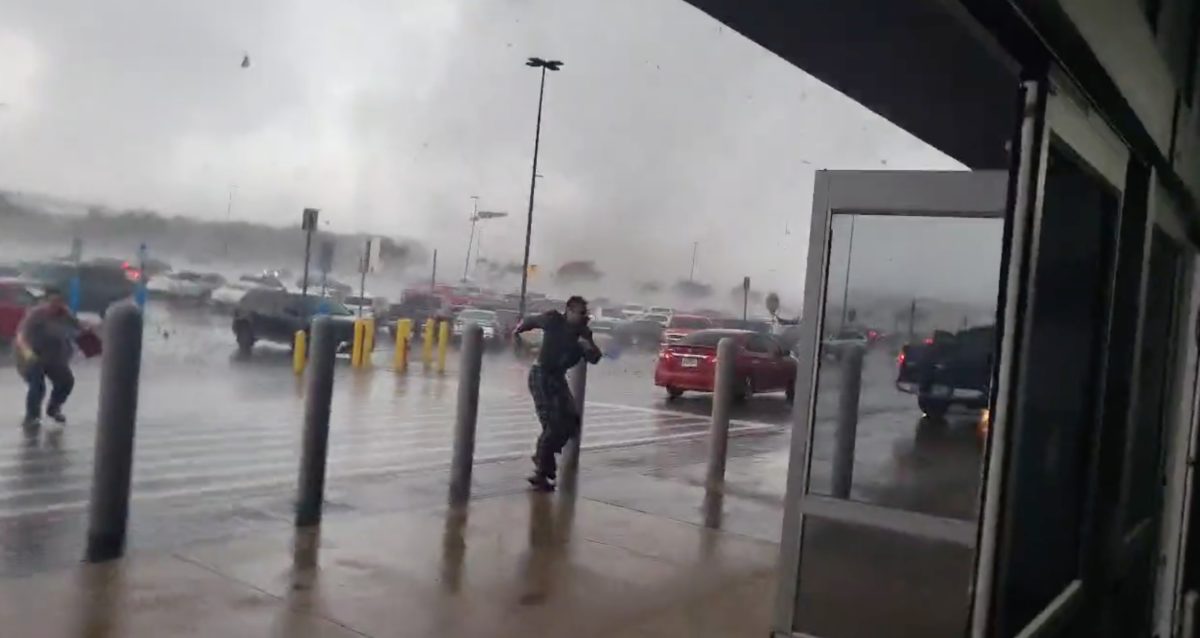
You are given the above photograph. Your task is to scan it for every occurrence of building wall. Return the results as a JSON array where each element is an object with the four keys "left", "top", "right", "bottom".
[{"left": 1041, "top": 0, "right": 1200, "bottom": 202}]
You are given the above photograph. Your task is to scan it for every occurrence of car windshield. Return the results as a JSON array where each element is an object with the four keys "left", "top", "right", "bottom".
[
  {"left": 458, "top": 310, "right": 496, "bottom": 322},
  {"left": 680, "top": 331, "right": 742, "bottom": 347},
  {"left": 642, "top": 314, "right": 669, "bottom": 323},
  {"left": 669, "top": 316, "right": 710, "bottom": 329}
]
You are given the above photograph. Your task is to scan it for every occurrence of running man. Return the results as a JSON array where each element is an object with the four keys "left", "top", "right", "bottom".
[
  {"left": 513, "top": 296, "right": 602, "bottom": 491},
  {"left": 14, "top": 288, "right": 83, "bottom": 429}
]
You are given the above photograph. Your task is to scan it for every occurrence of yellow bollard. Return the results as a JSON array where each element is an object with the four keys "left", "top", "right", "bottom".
[
  {"left": 292, "top": 330, "right": 307, "bottom": 375},
  {"left": 362, "top": 317, "right": 376, "bottom": 366},
  {"left": 351, "top": 319, "right": 366, "bottom": 367},
  {"left": 422, "top": 319, "right": 435, "bottom": 366},
  {"left": 394, "top": 319, "right": 412, "bottom": 372},
  {"left": 436, "top": 320, "right": 450, "bottom": 374}
]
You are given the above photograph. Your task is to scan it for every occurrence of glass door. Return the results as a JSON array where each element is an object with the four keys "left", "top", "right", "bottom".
[
  {"left": 773, "top": 168, "right": 1009, "bottom": 637},
  {"left": 972, "top": 77, "right": 1132, "bottom": 638}
]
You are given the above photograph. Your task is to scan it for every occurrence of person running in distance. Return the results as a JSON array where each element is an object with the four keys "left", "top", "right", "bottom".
[{"left": 513, "top": 296, "right": 602, "bottom": 491}]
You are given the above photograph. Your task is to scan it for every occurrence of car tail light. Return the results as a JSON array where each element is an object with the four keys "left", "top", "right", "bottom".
[
  {"left": 923, "top": 337, "right": 934, "bottom": 345},
  {"left": 896, "top": 350, "right": 906, "bottom": 367}
]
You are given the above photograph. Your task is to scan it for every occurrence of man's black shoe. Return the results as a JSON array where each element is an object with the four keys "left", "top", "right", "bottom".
[{"left": 527, "top": 474, "right": 555, "bottom": 492}]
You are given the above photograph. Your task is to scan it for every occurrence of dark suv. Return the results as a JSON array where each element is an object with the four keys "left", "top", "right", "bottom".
[
  {"left": 25, "top": 261, "right": 135, "bottom": 316},
  {"left": 232, "top": 289, "right": 358, "bottom": 354},
  {"left": 383, "top": 293, "right": 446, "bottom": 339}
]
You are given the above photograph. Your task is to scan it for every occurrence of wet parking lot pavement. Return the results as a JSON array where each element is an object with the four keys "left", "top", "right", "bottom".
[{"left": 0, "top": 301, "right": 984, "bottom": 576}]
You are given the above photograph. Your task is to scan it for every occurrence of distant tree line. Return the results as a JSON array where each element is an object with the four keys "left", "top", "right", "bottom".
[{"left": 0, "top": 192, "right": 427, "bottom": 277}]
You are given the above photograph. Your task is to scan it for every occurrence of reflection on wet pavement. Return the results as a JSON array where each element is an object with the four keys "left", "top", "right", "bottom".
[{"left": 0, "top": 489, "right": 767, "bottom": 638}]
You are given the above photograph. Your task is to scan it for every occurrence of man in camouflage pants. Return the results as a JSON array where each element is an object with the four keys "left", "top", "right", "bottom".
[{"left": 514, "top": 296, "right": 602, "bottom": 490}]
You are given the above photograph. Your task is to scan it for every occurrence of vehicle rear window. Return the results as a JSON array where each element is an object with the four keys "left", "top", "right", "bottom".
[
  {"left": 680, "top": 331, "right": 739, "bottom": 347},
  {"left": 669, "top": 316, "right": 710, "bottom": 329}
]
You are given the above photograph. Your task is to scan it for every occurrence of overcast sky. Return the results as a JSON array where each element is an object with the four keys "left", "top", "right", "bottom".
[{"left": 0, "top": 0, "right": 964, "bottom": 303}]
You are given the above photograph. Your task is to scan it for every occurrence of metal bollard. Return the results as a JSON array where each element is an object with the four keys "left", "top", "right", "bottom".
[
  {"left": 448, "top": 324, "right": 484, "bottom": 504},
  {"left": 832, "top": 345, "right": 865, "bottom": 499},
  {"left": 296, "top": 317, "right": 337, "bottom": 526},
  {"left": 293, "top": 330, "right": 307, "bottom": 375},
  {"left": 422, "top": 319, "right": 435, "bottom": 366},
  {"left": 350, "top": 319, "right": 365, "bottom": 368},
  {"left": 85, "top": 302, "right": 143, "bottom": 562},
  {"left": 560, "top": 360, "right": 588, "bottom": 485},
  {"left": 705, "top": 337, "right": 737, "bottom": 490},
  {"left": 363, "top": 317, "right": 375, "bottom": 365},
  {"left": 394, "top": 319, "right": 412, "bottom": 372},
  {"left": 436, "top": 320, "right": 450, "bottom": 374}
]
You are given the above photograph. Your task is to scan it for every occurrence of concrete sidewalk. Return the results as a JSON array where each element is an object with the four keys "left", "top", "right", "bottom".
[{"left": 0, "top": 486, "right": 779, "bottom": 637}]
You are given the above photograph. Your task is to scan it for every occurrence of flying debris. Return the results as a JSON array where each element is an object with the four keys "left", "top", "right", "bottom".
[{"left": 241, "top": 53, "right": 251, "bottom": 68}]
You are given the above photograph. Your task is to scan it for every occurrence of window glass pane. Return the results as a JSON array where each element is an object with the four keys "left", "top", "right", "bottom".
[
  {"left": 1126, "top": 230, "right": 1178, "bottom": 528},
  {"left": 795, "top": 516, "right": 975, "bottom": 637},
  {"left": 806, "top": 212, "right": 1002, "bottom": 520},
  {"left": 794, "top": 208, "right": 1003, "bottom": 638},
  {"left": 997, "top": 141, "right": 1121, "bottom": 635}
]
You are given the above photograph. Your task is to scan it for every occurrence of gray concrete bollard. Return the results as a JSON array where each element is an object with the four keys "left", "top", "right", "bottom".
[
  {"left": 448, "top": 323, "right": 484, "bottom": 504},
  {"left": 559, "top": 360, "right": 588, "bottom": 484},
  {"left": 832, "top": 345, "right": 865, "bottom": 499},
  {"left": 85, "top": 302, "right": 143, "bottom": 563},
  {"left": 705, "top": 337, "right": 737, "bottom": 490},
  {"left": 296, "top": 317, "right": 337, "bottom": 527}
]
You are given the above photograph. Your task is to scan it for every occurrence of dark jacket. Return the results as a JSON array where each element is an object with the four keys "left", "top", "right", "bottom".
[{"left": 517, "top": 310, "right": 601, "bottom": 373}]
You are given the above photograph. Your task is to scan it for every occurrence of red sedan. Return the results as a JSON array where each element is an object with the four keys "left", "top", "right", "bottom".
[
  {"left": 0, "top": 280, "right": 38, "bottom": 345},
  {"left": 654, "top": 329, "right": 797, "bottom": 402}
]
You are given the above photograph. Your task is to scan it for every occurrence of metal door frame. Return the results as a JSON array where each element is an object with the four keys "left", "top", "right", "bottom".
[
  {"left": 1147, "top": 176, "right": 1200, "bottom": 637},
  {"left": 970, "top": 71, "right": 1131, "bottom": 638},
  {"left": 771, "top": 168, "right": 1009, "bottom": 636}
]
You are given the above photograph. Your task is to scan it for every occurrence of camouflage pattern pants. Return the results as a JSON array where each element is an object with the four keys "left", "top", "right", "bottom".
[{"left": 528, "top": 366, "right": 579, "bottom": 478}]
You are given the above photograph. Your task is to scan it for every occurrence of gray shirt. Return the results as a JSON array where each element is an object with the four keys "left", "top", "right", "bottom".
[{"left": 17, "top": 304, "right": 81, "bottom": 366}]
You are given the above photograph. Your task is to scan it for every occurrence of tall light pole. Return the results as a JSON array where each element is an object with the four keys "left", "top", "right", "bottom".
[
  {"left": 517, "top": 56, "right": 562, "bottom": 319},
  {"left": 689, "top": 241, "right": 699, "bottom": 282},
  {"left": 472, "top": 211, "right": 507, "bottom": 280},
  {"left": 460, "top": 199, "right": 508, "bottom": 281},
  {"left": 463, "top": 196, "right": 480, "bottom": 281},
  {"left": 839, "top": 214, "right": 856, "bottom": 329},
  {"left": 222, "top": 184, "right": 236, "bottom": 257}
]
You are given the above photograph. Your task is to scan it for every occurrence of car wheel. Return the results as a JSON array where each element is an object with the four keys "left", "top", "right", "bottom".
[
  {"left": 235, "top": 324, "right": 256, "bottom": 354},
  {"left": 666, "top": 387, "right": 683, "bottom": 401},
  {"left": 734, "top": 376, "right": 753, "bottom": 403},
  {"left": 918, "top": 396, "right": 950, "bottom": 420}
]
